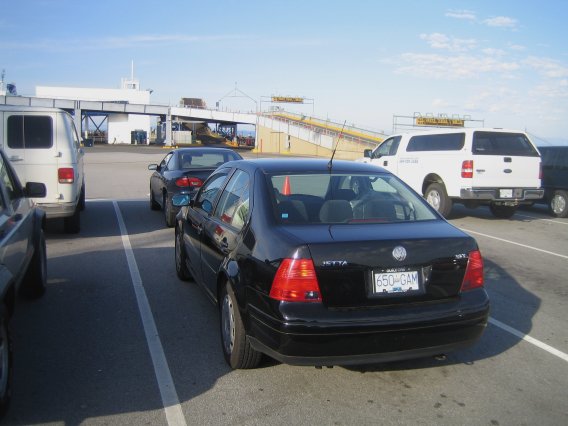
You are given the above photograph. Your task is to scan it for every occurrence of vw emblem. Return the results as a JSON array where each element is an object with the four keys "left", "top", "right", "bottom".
[{"left": 392, "top": 246, "right": 407, "bottom": 262}]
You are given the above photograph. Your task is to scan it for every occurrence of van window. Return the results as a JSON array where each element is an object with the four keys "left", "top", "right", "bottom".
[
  {"left": 472, "top": 132, "right": 538, "bottom": 157},
  {"left": 7, "top": 115, "right": 53, "bottom": 149},
  {"left": 406, "top": 133, "right": 465, "bottom": 152}
]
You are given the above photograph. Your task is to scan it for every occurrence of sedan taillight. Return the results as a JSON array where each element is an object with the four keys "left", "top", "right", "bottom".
[
  {"left": 460, "top": 250, "right": 484, "bottom": 291},
  {"left": 58, "top": 167, "right": 75, "bottom": 183},
  {"left": 176, "top": 176, "right": 203, "bottom": 188},
  {"left": 270, "top": 258, "right": 322, "bottom": 302}
]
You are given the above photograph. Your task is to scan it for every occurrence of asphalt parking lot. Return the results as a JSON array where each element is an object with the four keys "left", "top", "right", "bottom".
[{"left": 3, "top": 145, "right": 567, "bottom": 425}]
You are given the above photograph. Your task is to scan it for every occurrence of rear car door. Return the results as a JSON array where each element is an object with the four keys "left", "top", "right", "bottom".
[
  {"left": 471, "top": 131, "right": 541, "bottom": 191},
  {"left": 4, "top": 112, "right": 59, "bottom": 202},
  {"left": 200, "top": 169, "right": 251, "bottom": 296},
  {"left": 185, "top": 171, "right": 231, "bottom": 292}
]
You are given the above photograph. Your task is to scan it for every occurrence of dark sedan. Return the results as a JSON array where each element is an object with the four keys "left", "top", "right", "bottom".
[
  {"left": 173, "top": 158, "right": 490, "bottom": 369},
  {"left": 148, "top": 147, "right": 242, "bottom": 226}
]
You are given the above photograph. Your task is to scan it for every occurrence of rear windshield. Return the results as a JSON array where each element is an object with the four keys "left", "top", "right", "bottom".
[
  {"left": 7, "top": 115, "right": 53, "bottom": 149},
  {"left": 179, "top": 151, "right": 240, "bottom": 169},
  {"left": 269, "top": 172, "right": 438, "bottom": 225},
  {"left": 472, "top": 131, "right": 539, "bottom": 156}
]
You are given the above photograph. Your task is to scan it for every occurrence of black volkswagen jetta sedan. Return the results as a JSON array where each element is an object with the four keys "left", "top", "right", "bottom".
[{"left": 173, "top": 158, "right": 490, "bottom": 369}]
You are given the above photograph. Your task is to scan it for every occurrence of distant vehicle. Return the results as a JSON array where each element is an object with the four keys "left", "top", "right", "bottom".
[
  {"left": 360, "top": 128, "right": 543, "bottom": 218},
  {"left": 172, "top": 158, "right": 489, "bottom": 369},
  {"left": 0, "top": 148, "right": 47, "bottom": 415},
  {"left": 148, "top": 147, "right": 242, "bottom": 227},
  {"left": 0, "top": 105, "right": 85, "bottom": 233},
  {"left": 537, "top": 146, "right": 568, "bottom": 217}
]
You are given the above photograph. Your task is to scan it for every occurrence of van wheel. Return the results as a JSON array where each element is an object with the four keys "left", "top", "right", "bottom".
[
  {"left": 425, "top": 183, "right": 452, "bottom": 218},
  {"left": 64, "top": 205, "right": 81, "bottom": 233},
  {"left": 79, "top": 183, "right": 86, "bottom": 211},
  {"left": 489, "top": 203, "right": 517, "bottom": 219},
  {"left": 219, "top": 283, "right": 262, "bottom": 369},
  {"left": 0, "top": 314, "right": 13, "bottom": 417},
  {"left": 20, "top": 231, "right": 47, "bottom": 299},
  {"left": 164, "top": 194, "right": 175, "bottom": 228},
  {"left": 549, "top": 190, "right": 568, "bottom": 218}
]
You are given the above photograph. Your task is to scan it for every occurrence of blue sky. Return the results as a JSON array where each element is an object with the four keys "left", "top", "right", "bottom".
[{"left": 2, "top": 0, "right": 567, "bottom": 143}]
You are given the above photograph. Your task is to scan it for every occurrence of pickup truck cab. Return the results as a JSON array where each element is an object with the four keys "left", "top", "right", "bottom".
[{"left": 360, "top": 128, "right": 543, "bottom": 218}]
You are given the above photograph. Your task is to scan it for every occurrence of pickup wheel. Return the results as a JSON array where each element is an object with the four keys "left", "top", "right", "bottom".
[
  {"left": 220, "top": 283, "right": 262, "bottom": 369},
  {"left": 0, "top": 314, "right": 12, "bottom": 416},
  {"left": 425, "top": 183, "right": 452, "bottom": 218},
  {"left": 20, "top": 230, "right": 47, "bottom": 299},
  {"left": 489, "top": 203, "right": 517, "bottom": 219},
  {"left": 549, "top": 190, "right": 568, "bottom": 218}
]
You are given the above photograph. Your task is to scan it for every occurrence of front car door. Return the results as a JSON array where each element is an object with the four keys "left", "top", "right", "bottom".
[{"left": 370, "top": 136, "right": 401, "bottom": 174}]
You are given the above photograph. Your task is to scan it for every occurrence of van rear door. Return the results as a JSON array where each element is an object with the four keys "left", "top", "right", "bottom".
[
  {"left": 471, "top": 131, "right": 541, "bottom": 191},
  {"left": 4, "top": 112, "right": 60, "bottom": 203}
]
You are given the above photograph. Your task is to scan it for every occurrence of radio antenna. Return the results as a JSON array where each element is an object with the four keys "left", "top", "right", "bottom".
[{"left": 328, "top": 120, "right": 347, "bottom": 171}]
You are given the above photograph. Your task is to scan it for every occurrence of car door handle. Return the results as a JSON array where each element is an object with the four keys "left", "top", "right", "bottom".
[
  {"left": 383, "top": 160, "right": 388, "bottom": 166},
  {"left": 9, "top": 155, "right": 23, "bottom": 162}
]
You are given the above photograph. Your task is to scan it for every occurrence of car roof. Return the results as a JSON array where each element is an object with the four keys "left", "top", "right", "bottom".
[
  {"left": 230, "top": 157, "right": 388, "bottom": 174},
  {"left": 0, "top": 105, "right": 65, "bottom": 113},
  {"left": 172, "top": 146, "right": 241, "bottom": 154}
]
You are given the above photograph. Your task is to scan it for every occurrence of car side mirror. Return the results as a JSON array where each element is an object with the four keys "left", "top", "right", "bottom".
[
  {"left": 363, "top": 149, "right": 372, "bottom": 158},
  {"left": 25, "top": 182, "right": 47, "bottom": 198},
  {"left": 148, "top": 164, "right": 158, "bottom": 171}
]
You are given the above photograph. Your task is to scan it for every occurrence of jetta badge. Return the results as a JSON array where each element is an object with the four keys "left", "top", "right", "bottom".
[{"left": 392, "top": 246, "right": 407, "bottom": 262}]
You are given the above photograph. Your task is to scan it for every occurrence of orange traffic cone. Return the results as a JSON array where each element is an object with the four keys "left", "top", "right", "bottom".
[{"left": 282, "top": 176, "right": 291, "bottom": 195}]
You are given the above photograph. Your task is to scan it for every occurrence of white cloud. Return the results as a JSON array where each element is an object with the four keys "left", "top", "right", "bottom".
[
  {"left": 420, "top": 33, "right": 477, "bottom": 52},
  {"left": 524, "top": 56, "right": 568, "bottom": 78},
  {"left": 508, "top": 43, "right": 526, "bottom": 51},
  {"left": 483, "top": 16, "right": 518, "bottom": 29},
  {"left": 396, "top": 53, "right": 519, "bottom": 79},
  {"left": 445, "top": 9, "right": 476, "bottom": 21},
  {"left": 482, "top": 48, "right": 506, "bottom": 56}
]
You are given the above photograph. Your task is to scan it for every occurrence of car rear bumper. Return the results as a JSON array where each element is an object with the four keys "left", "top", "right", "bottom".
[
  {"left": 460, "top": 187, "right": 544, "bottom": 202},
  {"left": 247, "top": 290, "right": 490, "bottom": 366}
]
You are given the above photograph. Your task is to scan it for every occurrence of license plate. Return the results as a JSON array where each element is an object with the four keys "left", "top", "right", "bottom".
[
  {"left": 372, "top": 270, "right": 420, "bottom": 295},
  {"left": 500, "top": 189, "right": 513, "bottom": 198}
]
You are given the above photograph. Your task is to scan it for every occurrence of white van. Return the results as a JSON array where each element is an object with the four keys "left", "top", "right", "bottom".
[
  {"left": 360, "top": 128, "right": 543, "bottom": 218},
  {"left": 0, "top": 105, "right": 85, "bottom": 233}
]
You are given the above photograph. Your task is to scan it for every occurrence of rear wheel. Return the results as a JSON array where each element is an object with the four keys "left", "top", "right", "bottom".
[
  {"left": 0, "top": 314, "right": 12, "bottom": 417},
  {"left": 424, "top": 182, "right": 452, "bottom": 218},
  {"left": 79, "top": 183, "right": 86, "bottom": 211},
  {"left": 489, "top": 203, "right": 517, "bottom": 219},
  {"left": 220, "top": 283, "right": 261, "bottom": 369},
  {"left": 164, "top": 194, "right": 175, "bottom": 227},
  {"left": 175, "top": 226, "right": 191, "bottom": 281},
  {"left": 64, "top": 204, "right": 80, "bottom": 234},
  {"left": 549, "top": 190, "right": 568, "bottom": 218},
  {"left": 20, "top": 231, "right": 47, "bottom": 299}
]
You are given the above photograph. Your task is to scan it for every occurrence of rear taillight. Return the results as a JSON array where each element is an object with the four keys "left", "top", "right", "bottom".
[
  {"left": 58, "top": 167, "right": 75, "bottom": 183},
  {"left": 270, "top": 258, "right": 322, "bottom": 302},
  {"left": 175, "top": 176, "right": 203, "bottom": 188},
  {"left": 460, "top": 250, "right": 484, "bottom": 292},
  {"left": 461, "top": 160, "right": 474, "bottom": 178}
]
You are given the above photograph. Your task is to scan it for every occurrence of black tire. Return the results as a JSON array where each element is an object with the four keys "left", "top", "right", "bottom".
[
  {"left": 164, "top": 194, "right": 175, "bottom": 228},
  {"left": 79, "top": 183, "right": 86, "bottom": 211},
  {"left": 150, "top": 187, "right": 160, "bottom": 211},
  {"left": 63, "top": 204, "right": 81, "bottom": 234},
  {"left": 20, "top": 230, "right": 47, "bottom": 299},
  {"left": 0, "top": 314, "right": 13, "bottom": 417},
  {"left": 549, "top": 190, "right": 568, "bottom": 218},
  {"left": 489, "top": 203, "right": 517, "bottom": 219},
  {"left": 424, "top": 182, "right": 452, "bottom": 218},
  {"left": 175, "top": 226, "right": 191, "bottom": 281},
  {"left": 219, "top": 283, "right": 261, "bottom": 369}
]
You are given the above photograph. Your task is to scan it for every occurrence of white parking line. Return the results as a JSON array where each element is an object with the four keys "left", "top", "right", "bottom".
[
  {"left": 460, "top": 228, "right": 568, "bottom": 260},
  {"left": 515, "top": 213, "right": 568, "bottom": 225},
  {"left": 489, "top": 318, "right": 568, "bottom": 363},
  {"left": 113, "top": 201, "right": 187, "bottom": 426}
]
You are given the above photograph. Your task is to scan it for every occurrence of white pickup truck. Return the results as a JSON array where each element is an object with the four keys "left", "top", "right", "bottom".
[{"left": 359, "top": 128, "right": 543, "bottom": 218}]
